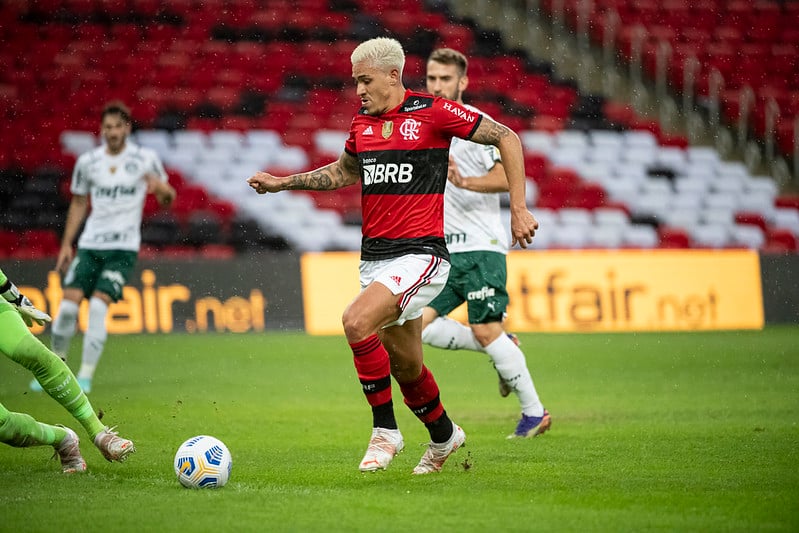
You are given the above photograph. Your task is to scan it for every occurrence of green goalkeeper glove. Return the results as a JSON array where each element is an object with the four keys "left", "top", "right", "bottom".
[{"left": 0, "top": 279, "right": 52, "bottom": 327}]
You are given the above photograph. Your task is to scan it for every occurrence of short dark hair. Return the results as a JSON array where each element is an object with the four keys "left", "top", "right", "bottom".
[
  {"left": 101, "top": 100, "right": 131, "bottom": 123},
  {"left": 428, "top": 48, "right": 468, "bottom": 77}
]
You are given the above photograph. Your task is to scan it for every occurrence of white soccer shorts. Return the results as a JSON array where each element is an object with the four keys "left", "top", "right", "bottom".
[{"left": 359, "top": 254, "right": 451, "bottom": 327}]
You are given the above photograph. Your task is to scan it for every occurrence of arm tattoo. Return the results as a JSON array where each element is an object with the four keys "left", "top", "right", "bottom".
[
  {"left": 292, "top": 167, "right": 334, "bottom": 190},
  {"left": 341, "top": 152, "right": 360, "bottom": 177},
  {"left": 473, "top": 118, "right": 510, "bottom": 146},
  {"left": 287, "top": 160, "right": 357, "bottom": 190}
]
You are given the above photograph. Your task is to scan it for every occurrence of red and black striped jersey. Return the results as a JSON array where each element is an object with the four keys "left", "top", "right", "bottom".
[{"left": 345, "top": 89, "right": 482, "bottom": 261}]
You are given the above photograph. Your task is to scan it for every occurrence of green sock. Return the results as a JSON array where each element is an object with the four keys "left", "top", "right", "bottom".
[
  {"left": 0, "top": 403, "right": 66, "bottom": 447},
  {"left": 10, "top": 335, "right": 105, "bottom": 440}
]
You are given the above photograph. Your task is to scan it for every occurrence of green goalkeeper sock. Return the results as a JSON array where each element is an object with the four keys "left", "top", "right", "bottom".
[
  {"left": 11, "top": 335, "right": 105, "bottom": 440},
  {"left": 0, "top": 403, "right": 66, "bottom": 447}
]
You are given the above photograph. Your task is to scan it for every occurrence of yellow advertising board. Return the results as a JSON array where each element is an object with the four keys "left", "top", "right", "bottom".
[{"left": 301, "top": 250, "right": 764, "bottom": 334}]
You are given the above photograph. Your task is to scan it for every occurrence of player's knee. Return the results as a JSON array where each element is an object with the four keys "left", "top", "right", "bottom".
[
  {"left": 11, "top": 336, "right": 57, "bottom": 375},
  {"left": 341, "top": 308, "right": 373, "bottom": 342},
  {"left": 471, "top": 322, "right": 504, "bottom": 347}
]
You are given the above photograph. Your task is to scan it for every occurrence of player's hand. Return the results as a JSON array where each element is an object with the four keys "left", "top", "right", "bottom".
[
  {"left": 510, "top": 208, "right": 538, "bottom": 249},
  {"left": 0, "top": 280, "right": 52, "bottom": 327},
  {"left": 247, "top": 172, "right": 284, "bottom": 194},
  {"left": 446, "top": 156, "right": 468, "bottom": 189},
  {"left": 15, "top": 295, "right": 52, "bottom": 327},
  {"left": 146, "top": 174, "right": 176, "bottom": 206},
  {"left": 55, "top": 244, "right": 74, "bottom": 274}
]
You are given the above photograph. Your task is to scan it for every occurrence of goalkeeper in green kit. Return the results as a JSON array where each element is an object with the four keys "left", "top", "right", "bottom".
[{"left": 0, "top": 267, "right": 135, "bottom": 472}]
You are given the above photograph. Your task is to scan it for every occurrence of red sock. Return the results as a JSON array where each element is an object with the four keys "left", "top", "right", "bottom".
[
  {"left": 350, "top": 334, "right": 392, "bottom": 407},
  {"left": 399, "top": 365, "right": 445, "bottom": 424}
]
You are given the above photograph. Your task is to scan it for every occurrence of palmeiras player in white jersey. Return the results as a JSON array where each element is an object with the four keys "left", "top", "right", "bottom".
[
  {"left": 248, "top": 38, "right": 539, "bottom": 474},
  {"left": 421, "top": 48, "right": 551, "bottom": 439},
  {"left": 31, "top": 101, "right": 175, "bottom": 394}
]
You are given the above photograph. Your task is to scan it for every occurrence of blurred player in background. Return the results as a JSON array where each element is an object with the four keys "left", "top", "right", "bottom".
[
  {"left": 1, "top": 267, "right": 134, "bottom": 472},
  {"left": 31, "top": 101, "right": 176, "bottom": 394},
  {"left": 421, "top": 48, "right": 550, "bottom": 439},
  {"left": 248, "top": 38, "right": 538, "bottom": 474}
]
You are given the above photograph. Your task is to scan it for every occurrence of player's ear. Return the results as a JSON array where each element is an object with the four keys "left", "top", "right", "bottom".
[{"left": 460, "top": 75, "right": 469, "bottom": 93}]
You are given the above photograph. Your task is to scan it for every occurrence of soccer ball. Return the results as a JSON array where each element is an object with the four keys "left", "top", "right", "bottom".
[{"left": 174, "top": 435, "right": 232, "bottom": 489}]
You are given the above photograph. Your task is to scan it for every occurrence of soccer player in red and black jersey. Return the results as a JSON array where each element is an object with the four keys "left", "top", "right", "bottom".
[{"left": 248, "top": 37, "right": 538, "bottom": 475}]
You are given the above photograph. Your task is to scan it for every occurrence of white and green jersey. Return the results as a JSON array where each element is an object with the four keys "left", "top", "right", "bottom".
[
  {"left": 444, "top": 104, "right": 508, "bottom": 255},
  {"left": 72, "top": 142, "right": 168, "bottom": 252}
]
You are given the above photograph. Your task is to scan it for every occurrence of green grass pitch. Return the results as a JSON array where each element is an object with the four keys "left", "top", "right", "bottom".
[{"left": 1, "top": 327, "right": 797, "bottom": 532}]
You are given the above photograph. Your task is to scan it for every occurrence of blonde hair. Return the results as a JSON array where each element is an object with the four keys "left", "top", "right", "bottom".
[{"left": 351, "top": 37, "right": 405, "bottom": 75}]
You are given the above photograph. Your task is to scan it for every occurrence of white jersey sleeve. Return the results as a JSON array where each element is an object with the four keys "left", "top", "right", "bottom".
[
  {"left": 443, "top": 105, "right": 509, "bottom": 255},
  {"left": 70, "top": 151, "right": 94, "bottom": 196}
]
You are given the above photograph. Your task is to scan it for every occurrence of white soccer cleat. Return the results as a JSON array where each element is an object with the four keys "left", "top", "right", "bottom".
[
  {"left": 55, "top": 426, "right": 87, "bottom": 474},
  {"left": 93, "top": 426, "right": 135, "bottom": 462},
  {"left": 359, "top": 427, "right": 404, "bottom": 472},
  {"left": 412, "top": 422, "right": 466, "bottom": 475}
]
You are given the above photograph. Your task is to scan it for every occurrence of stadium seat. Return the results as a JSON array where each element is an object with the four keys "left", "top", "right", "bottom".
[
  {"left": 764, "top": 228, "right": 798, "bottom": 252},
  {"left": 689, "top": 224, "right": 731, "bottom": 249},
  {"left": 658, "top": 226, "right": 691, "bottom": 248},
  {"left": 549, "top": 225, "right": 589, "bottom": 249},
  {"left": 772, "top": 208, "right": 799, "bottom": 235},
  {"left": 622, "top": 224, "right": 659, "bottom": 249},
  {"left": 729, "top": 224, "right": 766, "bottom": 249},
  {"left": 60, "top": 131, "right": 97, "bottom": 156},
  {"left": 587, "top": 225, "right": 624, "bottom": 249}
]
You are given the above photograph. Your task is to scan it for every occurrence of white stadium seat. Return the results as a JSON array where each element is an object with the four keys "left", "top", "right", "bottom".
[
  {"left": 314, "top": 130, "right": 348, "bottom": 157},
  {"left": 730, "top": 224, "right": 766, "bottom": 249},
  {"left": 555, "top": 130, "right": 589, "bottom": 148},
  {"left": 622, "top": 225, "right": 659, "bottom": 248},
  {"left": 520, "top": 131, "right": 554, "bottom": 153},
  {"left": 558, "top": 207, "right": 593, "bottom": 226},
  {"left": 773, "top": 208, "right": 799, "bottom": 235},
  {"left": 622, "top": 130, "right": 658, "bottom": 148},
  {"left": 689, "top": 224, "right": 731, "bottom": 248},
  {"left": 135, "top": 130, "right": 171, "bottom": 157},
  {"left": 172, "top": 130, "right": 208, "bottom": 152},
  {"left": 593, "top": 207, "right": 629, "bottom": 227},
  {"left": 245, "top": 129, "right": 282, "bottom": 150},
  {"left": 208, "top": 130, "right": 244, "bottom": 150},
  {"left": 587, "top": 225, "right": 624, "bottom": 248},
  {"left": 589, "top": 130, "right": 624, "bottom": 149},
  {"left": 686, "top": 146, "right": 720, "bottom": 166},
  {"left": 60, "top": 130, "right": 98, "bottom": 156}
]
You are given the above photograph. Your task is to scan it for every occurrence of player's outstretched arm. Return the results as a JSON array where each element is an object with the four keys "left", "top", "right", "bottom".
[
  {"left": 248, "top": 152, "right": 360, "bottom": 194},
  {"left": 470, "top": 117, "right": 538, "bottom": 248},
  {"left": 56, "top": 195, "right": 89, "bottom": 273}
]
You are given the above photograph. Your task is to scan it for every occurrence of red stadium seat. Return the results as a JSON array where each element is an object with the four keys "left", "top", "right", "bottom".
[
  {"left": 764, "top": 228, "right": 798, "bottom": 253},
  {"left": 658, "top": 227, "right": 691, "bottom": 249}
]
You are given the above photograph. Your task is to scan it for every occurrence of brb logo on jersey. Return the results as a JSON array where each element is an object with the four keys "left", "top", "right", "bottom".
[
  {"left": 362, "top": 161, "right": 414, "bottom": 185},
  {"left": 399, "top": 119, "right": 421, "bottom": 141},
  {"left": 362, "top": 157, "right": 413, "bottom": 185}
]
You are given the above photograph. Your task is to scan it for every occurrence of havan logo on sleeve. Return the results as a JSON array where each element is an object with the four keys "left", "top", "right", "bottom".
[{"left": 442, "top": 101, "right": 477, "bottom": 122}]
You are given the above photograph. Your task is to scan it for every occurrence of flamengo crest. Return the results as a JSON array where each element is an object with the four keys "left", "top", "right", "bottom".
[{"left": 399, "top": 118, "right": 421, "bottom": 141}]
